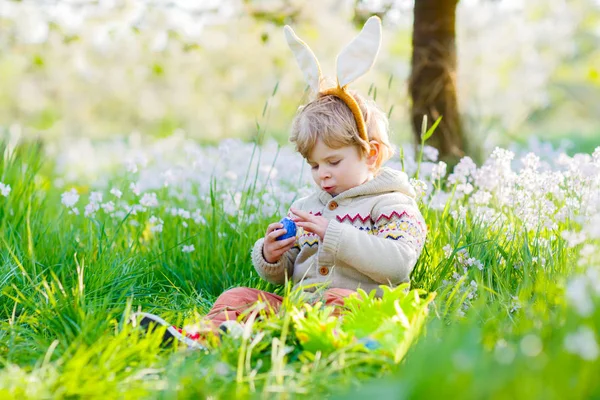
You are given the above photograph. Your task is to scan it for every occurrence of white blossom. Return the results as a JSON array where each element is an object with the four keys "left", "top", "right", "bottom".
[
  {"left": 110, "top": 188, "right": 123, "bottom": 198},
  {"left": 84, "top": 202, "right": 100, "bottom": 217},
  {"left": 130, "top": 182, "right": 140, "bottom": 196},
  {"left": 101, "top": 201, "right": 115, "bottom": 213},
  {"left": 140, "top": 192, "right": 159, "bottom": 207},
  {"left": 443, "top": 244, "right": 453, "bottom": 258},
  {"left": 61, "top": 188, "right": 79, "bottom": 208},
  {"left": 89, "top": 191, "right": 103, "bottom": 203},
  {"left": 182, "top": 244, "right": 195, "bottom": 253},
  {"left": 0, "top": 182, "right": 11, "bottom": 197}
]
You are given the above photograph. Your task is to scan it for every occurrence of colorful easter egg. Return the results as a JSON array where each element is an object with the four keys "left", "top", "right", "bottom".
[{"left": 276, "top": 217, "right": 297, "bottom": 241}]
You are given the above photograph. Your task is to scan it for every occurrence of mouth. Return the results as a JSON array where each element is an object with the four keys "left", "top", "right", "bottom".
[{"left": 322, "top": 186, "right": 336, "bottom": 193}]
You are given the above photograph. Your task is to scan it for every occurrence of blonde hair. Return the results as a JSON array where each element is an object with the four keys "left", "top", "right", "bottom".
[{"left": 290, "top": 91, "right": 394, "bottom": 170}]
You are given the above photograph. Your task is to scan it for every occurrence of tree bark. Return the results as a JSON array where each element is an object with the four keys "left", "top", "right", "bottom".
[{"left": 410, "top": 0, "right": 464, "bottom": 163}]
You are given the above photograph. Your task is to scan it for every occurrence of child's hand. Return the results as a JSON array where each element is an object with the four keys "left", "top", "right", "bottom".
[
  {"left": 263, "top": 222, "right": 296, "bottom": 263},
  {"left": 290, "top": 207, "right": 329, "bottom": 241}
]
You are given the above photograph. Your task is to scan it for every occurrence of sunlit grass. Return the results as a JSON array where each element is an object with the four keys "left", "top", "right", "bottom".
[{"left": 0, "top": 138, "right": 599, "bottom": 398}]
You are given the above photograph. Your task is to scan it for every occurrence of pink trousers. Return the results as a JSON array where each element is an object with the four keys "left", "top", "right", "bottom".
[{"left": 204, "top": 287, "right": 356, "bottom": 331}]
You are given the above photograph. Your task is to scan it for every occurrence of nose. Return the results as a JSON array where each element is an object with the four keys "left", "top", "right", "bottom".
[{"left": 318, "top": 167, "right": 331, "bottom": 180}]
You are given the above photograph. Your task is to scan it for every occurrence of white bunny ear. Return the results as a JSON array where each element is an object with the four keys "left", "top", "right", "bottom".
[
  {"left": 284, "top": 25, "right": 322, "bottom": 93},
  {"left": 336, "top": 16, "right": 382, "bottom": 88}
]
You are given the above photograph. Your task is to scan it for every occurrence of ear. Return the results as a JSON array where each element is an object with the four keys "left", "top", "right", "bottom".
[
  {"left": 284, "top": 25, "right": 322, "bottom": 93},
  {"left": 336, "top": 16, "right": 382, "bottom": 88},
  {"left": 367, "top": 140, "right": 381, "bottom": 168}
]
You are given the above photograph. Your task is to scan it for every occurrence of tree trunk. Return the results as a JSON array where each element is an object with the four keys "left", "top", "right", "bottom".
[{"left": 410, "top": 0, "right": 464, "bottom": 164}]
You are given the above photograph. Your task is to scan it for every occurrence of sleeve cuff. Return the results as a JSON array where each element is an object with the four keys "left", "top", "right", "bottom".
[
  {"left": 319, "top": 220, "right": 345, "bottom": 266},
  {"left": 251, "top": 238, "right": 286, "bottom": 278}
]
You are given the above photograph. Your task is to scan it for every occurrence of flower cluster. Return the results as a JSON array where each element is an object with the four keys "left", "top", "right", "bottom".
[{"left": 0, "top": 182, "right": 11, "bottom": 197}]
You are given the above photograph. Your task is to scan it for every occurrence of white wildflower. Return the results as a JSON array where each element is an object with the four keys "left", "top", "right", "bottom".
[
  {"left": 448, "top": 156, "right": 477, "bottom": 184},
  {"left": 192, "top": 209, "right": 206, "bottom": 225},
  {"left": 151, "top": 223, "right": 163, "bottom": 233},
  {"left": 149, "top": 216, "right": 164, "bottom": 233},
  {"left": 130, "top": 182, "right": 140, "bottom": 196},
  {"left": 61, "top": 188, "right": 80, "bottom": 208},
  {"left": 409, "top": 178, "right": 428, "bottom": 199},
  {"left": 443, "top": 244, "right": 453, "bottom": 258},
  {"left": 177, "top": 208, "right": 191, "bottom": 219},
  {"left": 456, "top": 183, "right": 474, "bottom": 196},
  {"left": 89, "top": 191, "right": 103, "bottom": 203},
  {"left": 423, "top": 145, "right": 439, "bottom": 162},
  {"left": 510, "top": 296, "right": 521, "bottom": 313},
  {"left": 125, "top": 159, "right": 138, "bottom": 173},
  {"left": 182, "top": 244, "right": 195, "bottom": 253},
  {"left": 450, "top": 206, "right": 468, "bottom": 220},
  {"left": 0, "top": 182, "right": 11, "bottom": 197},
  {"left": 431, "top": 161, "right": 447, "bottom": 181},
  {"left": 101, "top": 201, "right": 115, "bottom": 213},
  {"left": 110, "top": 188, "right": 122, "bottom": 198},
  {"left": 429, "top": 191, "right": 451, "bottom": 210},
  {"left": 471, "top": 190, "right": 492, "bottom": 206},
  {"left": 84, "top": 202, "right": 100, "bottom": 217},
  {"left": 140, "top": 193, "right": 158, "bottom": 207},
  {"left": 521, "top": 153, "right": 540, "bottom": 171}
]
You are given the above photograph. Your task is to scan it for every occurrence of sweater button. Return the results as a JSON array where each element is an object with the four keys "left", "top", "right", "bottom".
[
  {"left": 319, "top": 266, "right": 329, "bottom": 276},
  {"left": 328, "top": 201, "right": 338, "bottom": 211}
]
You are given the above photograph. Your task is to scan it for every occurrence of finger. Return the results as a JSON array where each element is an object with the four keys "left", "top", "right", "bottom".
[
  {"left": 279, "top": 235, "right": 296, "bottom": 247},
  {"left": 268, "top": 229, "right": 287, "bottom": 241},
  {"left": 266, "top": 225, "right": 283, "bottom": 238},
  {"left": 291, "top": 209, "right": 315, "bottom": 223},
  {"left": 290, "top": 207, "right": 311, "bottom": 218},
  {"left": 269, "top": 236, "right": 295, "bottom": 252},
  {"left": 281, "top": 236, "right": 296, "bottom": 247},
  {"left": 266, "top": 223, "right": 283, "bottom": 234},
  {"left": 296, "top": 221, "right": 316, "bottom": 233},
  {"left": 272, "top": 240, "right": 296, "bottom": 257}
]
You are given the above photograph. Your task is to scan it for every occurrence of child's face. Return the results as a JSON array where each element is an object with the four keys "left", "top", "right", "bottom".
[{"left": 307, "top": 139, "right": 374, "bottom": 196}]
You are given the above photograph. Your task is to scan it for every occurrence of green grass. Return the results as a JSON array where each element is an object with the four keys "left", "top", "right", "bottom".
[{"left": 0, "top": 139, "right": 599, "bottom": 399}]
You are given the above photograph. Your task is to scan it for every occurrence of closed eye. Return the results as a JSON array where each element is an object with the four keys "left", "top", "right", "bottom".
[{"left": 329, "top": 160, "right": 341, "bottom": 166}]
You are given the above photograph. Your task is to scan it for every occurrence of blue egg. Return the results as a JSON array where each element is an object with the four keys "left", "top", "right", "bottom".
[
  {"left": 276, "top": 217, "right": 297, "bottom": 241},
  {"left": 358, "top": 337, "right": 381, "bottom": 350}
]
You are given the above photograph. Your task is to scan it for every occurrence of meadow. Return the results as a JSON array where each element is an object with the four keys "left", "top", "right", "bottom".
[{"left": 0, "top": 130, "right": 599, "bottom": 399}]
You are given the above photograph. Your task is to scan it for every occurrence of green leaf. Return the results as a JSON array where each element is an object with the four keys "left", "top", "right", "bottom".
[{"left": 422, "top": 115, "right": 443, "bottom": 143}]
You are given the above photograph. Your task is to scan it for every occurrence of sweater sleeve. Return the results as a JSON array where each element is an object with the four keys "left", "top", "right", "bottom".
[
  {"left": 251, "top": 238, "right": 299, "bottom": 285},
  {"left": 319, "top": 194, "right": 427, "bottom": 285},
  {"left": 251, "top": 199, "right": 304, "bottom": 285}
]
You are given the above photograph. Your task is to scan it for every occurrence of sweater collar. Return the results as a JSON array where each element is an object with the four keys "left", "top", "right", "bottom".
[{"left": 317, "top": 167, "right": 416, "bottom": 205}]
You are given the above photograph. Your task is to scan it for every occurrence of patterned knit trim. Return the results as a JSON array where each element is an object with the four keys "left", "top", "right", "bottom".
[
  {"left": 376, "top": 216, "right": 426, "bottom": 249},
  {"left": 336, "top": 213, "right": 372, "bottom": 224},
  {"left": 375, "top": 210, "right": 411, "bottom": 223},
  {"left": 300, "top": 238, "right": 319, "bottom": 248}
]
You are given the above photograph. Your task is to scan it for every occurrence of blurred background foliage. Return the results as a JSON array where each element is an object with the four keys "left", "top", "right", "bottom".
[{"left": 0, "top": 0, "right": 599, "bottom": 155}]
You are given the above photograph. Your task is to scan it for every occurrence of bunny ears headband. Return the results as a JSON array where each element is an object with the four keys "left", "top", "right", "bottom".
[{"left": 284, "top": 16, "right": 382, "bottom": 144}]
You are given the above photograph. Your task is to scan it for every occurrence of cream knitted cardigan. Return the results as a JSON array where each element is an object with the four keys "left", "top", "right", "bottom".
[{"left": 251, "top": 167, "right": 427, "bottom": 296}]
